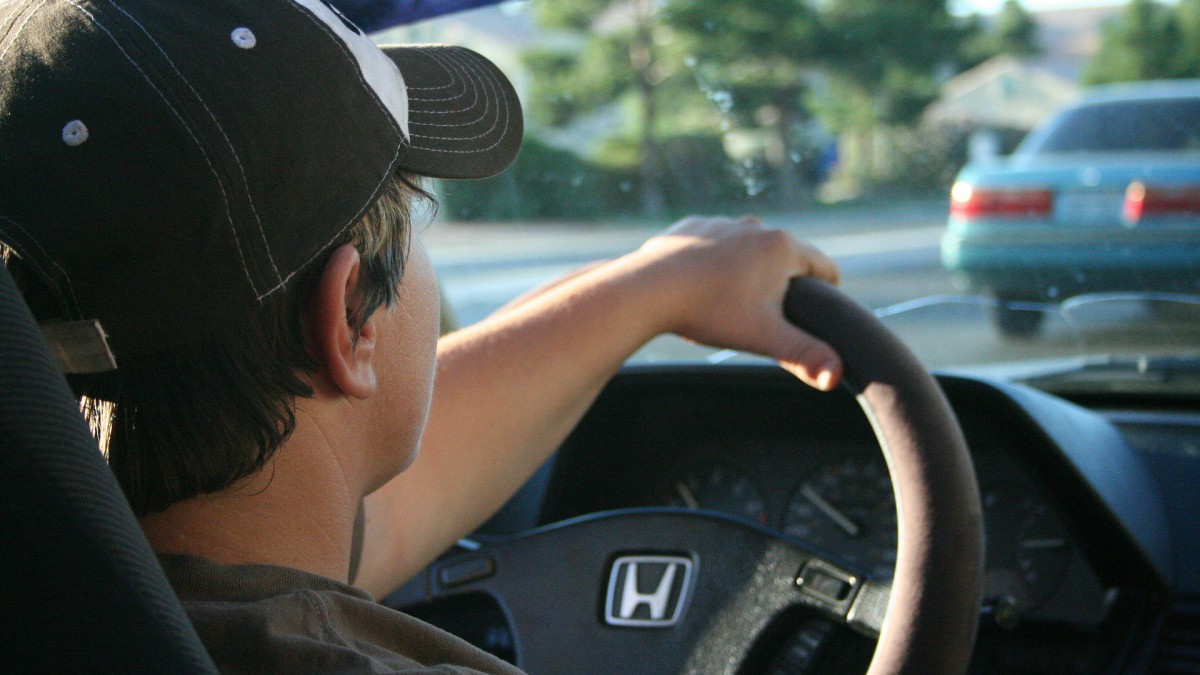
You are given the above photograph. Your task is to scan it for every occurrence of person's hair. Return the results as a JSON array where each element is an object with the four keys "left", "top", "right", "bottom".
[{"left": 4, "top": 174, "right": 433, "bottom": 516}]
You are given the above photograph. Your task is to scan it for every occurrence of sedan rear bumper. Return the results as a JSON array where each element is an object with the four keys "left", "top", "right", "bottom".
[{"left": 941, "top": 225, "right": 1200, "bottom": 298}]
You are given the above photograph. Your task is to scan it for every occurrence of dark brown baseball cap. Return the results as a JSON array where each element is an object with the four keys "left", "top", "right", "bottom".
[{"left": 0, "top": 0, "right": 522, "bottom": 372}]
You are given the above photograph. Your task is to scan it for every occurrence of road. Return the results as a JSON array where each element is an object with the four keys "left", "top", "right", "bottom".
[{"left": 425, "top": 201, "right": 1200, "bottom": 371}]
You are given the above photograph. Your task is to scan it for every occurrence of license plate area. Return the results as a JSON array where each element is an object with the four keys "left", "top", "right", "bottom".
[{"left": 1054, "top": 190, "right": 1125, "bottom": 225}]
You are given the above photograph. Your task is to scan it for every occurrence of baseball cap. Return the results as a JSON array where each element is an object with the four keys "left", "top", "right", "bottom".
[{"left": 0, "top": 0, "right": 523, "bottom": 373}]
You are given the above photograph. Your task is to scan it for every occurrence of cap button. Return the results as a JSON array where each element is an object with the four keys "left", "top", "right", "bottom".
[
  {"left": 231, "top": 27, "right": 257, "bottom": 49},
  {"left": 62, "top": 120, "right": 88, "bottom": 147}
]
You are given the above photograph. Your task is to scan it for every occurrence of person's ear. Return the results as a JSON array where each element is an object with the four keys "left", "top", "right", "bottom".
[{"left": 308, "top": 244, "right": 377, "bottom": 399}]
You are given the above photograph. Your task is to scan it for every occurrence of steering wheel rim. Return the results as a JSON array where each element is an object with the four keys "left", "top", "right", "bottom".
[
  {"left": 784, "top": 277, "right": 983, "bottom": 673},
  {"left": 392, "top": 278, "right": 983, "bottom": 674}
]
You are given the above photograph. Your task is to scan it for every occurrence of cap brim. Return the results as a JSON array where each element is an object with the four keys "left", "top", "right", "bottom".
[{"left": 382, "top": 45, "right": 523, "bottom": 180}]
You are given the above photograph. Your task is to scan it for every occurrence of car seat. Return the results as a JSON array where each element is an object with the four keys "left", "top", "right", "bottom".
[{"left": 0, "top": 265, "right": 216, "bottom": 673}]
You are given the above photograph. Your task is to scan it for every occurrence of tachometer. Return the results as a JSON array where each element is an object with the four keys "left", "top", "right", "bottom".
[
  {"left": 661, "top": 463, "right": 768, "bottom": 527},
  {"left": 781, "top": 455, "right": 897, "bottom": 579}
]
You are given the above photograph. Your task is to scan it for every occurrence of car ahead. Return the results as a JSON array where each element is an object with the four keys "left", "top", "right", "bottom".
[{"left": 941, "top": 80, "right": 1200, "bottom": 338}]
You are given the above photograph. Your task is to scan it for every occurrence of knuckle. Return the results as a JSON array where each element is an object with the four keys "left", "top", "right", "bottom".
[{"left": 759, "top": 228, "right": 794, "bottom": 250}]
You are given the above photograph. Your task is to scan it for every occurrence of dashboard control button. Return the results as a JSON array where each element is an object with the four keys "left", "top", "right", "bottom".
[{"left": 437, "top": 555, "right": 495, "bottom": 589}]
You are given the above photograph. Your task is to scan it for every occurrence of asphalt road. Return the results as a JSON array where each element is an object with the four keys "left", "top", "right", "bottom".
[{"left": 425, "top": 202, "right": 1200, "bottom": 372}]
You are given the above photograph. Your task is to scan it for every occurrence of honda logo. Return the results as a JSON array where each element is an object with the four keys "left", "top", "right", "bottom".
[{"left": 604, "top": 555, "right": 693, "bottom": 627}]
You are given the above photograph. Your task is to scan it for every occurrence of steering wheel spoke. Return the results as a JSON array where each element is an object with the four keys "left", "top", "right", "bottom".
[{"left": 395, "top": 509, "right": 889, "bottom": 674}]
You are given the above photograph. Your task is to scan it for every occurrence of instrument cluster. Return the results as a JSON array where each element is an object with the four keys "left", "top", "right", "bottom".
[{"left": 639, "top": 438, "right": 1102, "bottom": 622}]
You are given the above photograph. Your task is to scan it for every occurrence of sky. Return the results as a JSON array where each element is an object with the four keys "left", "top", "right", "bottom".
[{"left": 955, "top": 0, "right": 1126, "bottom": 14}]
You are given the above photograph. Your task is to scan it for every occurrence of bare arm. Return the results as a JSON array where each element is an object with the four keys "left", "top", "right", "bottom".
[{"left": 354, "top": 216, "right": 842, "bottom": 597}]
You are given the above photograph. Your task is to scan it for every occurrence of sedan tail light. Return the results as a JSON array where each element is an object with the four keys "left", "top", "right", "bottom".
[
  {"left": 1123, "top": 182, "right": 1200, "bottom": 223},
  {"left": 950, "top": 182, "right": 1055, "bottom": 219}
]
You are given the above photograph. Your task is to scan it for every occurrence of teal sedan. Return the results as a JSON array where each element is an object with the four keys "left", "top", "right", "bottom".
[{"left": 942, "top": 80, "right": 1200, "bottom": 337}]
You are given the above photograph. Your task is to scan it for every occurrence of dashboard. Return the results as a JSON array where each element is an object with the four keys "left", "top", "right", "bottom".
[{"left": 391, "top": 365, "right": 1194, "bottom": 674}]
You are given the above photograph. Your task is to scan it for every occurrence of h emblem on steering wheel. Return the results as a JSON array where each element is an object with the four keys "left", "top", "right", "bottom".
[{"left": 604, "top": 555, "right": 693, "bottom": 627}]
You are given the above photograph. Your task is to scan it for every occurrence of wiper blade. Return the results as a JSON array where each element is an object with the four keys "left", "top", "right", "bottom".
[
  {"left": 872, "top": 292, "right": 1200, "bottom": 320},
  {"left": 1020, "top": 354, "right": 1200, "bottom": 395}
]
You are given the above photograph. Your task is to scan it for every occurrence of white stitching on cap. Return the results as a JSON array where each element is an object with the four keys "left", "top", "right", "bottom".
[
  {"left": 408, "top": 51, "right": 512, "bottom": 153},
  {"left": 0, "top": 0, "right": 38, "bottom": 48},
  {"left": 0, "top": 215, "right": 84, "bottom": 319},
  {"left": 291, "top": 0, "right": 409, "bottom": 137},
  {"left": 408, "top": 50, "right": 488, "bottom": 125},
  {"left": 0, "top": 0, "right": 84, "bottom": 316},
  {"left": 0, "top": 0, "right": 48, "bottom": 67},
  {"left": 405, "top": 52, "right": 468, "bottom": 103},
  {"left": 0, "top": 0, "right": 37, "bottom": 51},
  {"left": 407, "top": 50, "right": 496, "bottom": 126},
  {"left": 64, "top": 1, "right": 259, "bottom": 296},
  {"left": 408, "top": 58, "right": 511, "bottom": 154},
  {"left": 61, "top": 119, "right": 88, "bottom": 146},
  {"left": 403, "top": 61, "right": 455, "bottom": 91},
  {"left": 105, "top": 0, "right": 282, "bottom": 285},
  {"left": 261, "top": 2, "right": 406, "bottom": 302},
  {"left": 254, "top": 143, "right": 403, "bottom": 301},
  {"left": 0, "top": 236, "right": 71, "bottom": 316},
  {"left": 290, "top": 3, "right": 404, "bottom": 139},
  {"left": 230, "top": 26, "right": 256, "bottom": 49},
  {"left": 407, "top": 51, "right": 481, "bottom": 117}
]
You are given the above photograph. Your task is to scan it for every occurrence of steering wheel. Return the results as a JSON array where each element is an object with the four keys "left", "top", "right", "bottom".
[{"left": 393, "top": 278, "right": 984, "bottom": 674}]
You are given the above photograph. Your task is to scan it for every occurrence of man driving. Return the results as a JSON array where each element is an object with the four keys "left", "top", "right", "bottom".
[{"left": 0, "top": 0, "right": 841, "bottom": 671}]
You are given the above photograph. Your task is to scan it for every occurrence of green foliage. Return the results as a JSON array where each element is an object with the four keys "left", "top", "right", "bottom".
[
  {"left": 816, "top": 0, "right": 967, "bottom": 152},
  {"left": 533, "top": 0, "right": 615, "bottom": 31},
  {"left": 658, "top": 133, "right": 760, "bottom": 211},
  {"left": 438, "top": 133, "right": 773, "bottom": 222},
  {"left": 1084, "top": 0, "right": 1199, "bottom": 84},
  {"left": 959, "top": 0, "right": 1042, "bottom": 69},
  {"left": 523, "top": 0, "right": 692, "bottom": 215},
  {"left": 995, "top": 0, "right": 1041, "bottom": 56},
  {"left": 437, "top": 137, "right": 637, "bottom": 221},
  {"left": 878, "top": 123, "right": 1027, "bottom": 192},
  {"left": 510, "top": 0, "right": 984, "bottom": 209},
  {"left": 667, "top": 0, "right": 828, "bottom": 206},
  {"left": 667, "top": 0, "right": 828, "bottom": 63},
  {"left": 523, "top": 37, "right": 632, "bottom": 127},
  {"left": 825, "top": 0, "right": 964, "bottom": 91},
  {"left": 877, "top": 67, "right": 943, "bottom": 125}
]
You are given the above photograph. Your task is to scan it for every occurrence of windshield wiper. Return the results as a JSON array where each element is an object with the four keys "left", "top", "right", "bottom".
[{"left": 1019, "top": 354, "right": 1200, "bottom": 396}]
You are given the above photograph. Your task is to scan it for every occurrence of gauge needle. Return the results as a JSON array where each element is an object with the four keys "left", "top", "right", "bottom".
[
  {"left": 801, "top": 483, "right": 861, "bottom": 538},
  {"left": 675, "top": 481, "right": 701, "bottom": 510}
]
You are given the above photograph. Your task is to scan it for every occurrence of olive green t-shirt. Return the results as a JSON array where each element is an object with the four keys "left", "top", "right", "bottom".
[{"left": 159, "top": 554, "right": 524, "bottom": 674}]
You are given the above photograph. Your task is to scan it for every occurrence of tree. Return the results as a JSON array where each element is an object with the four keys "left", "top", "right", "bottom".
[
  {"left": 819, "top": 0, "right": 968, "bottom": 184},
  {"left": 523, "top": 0, "right": 680, "bottom": 216},
  {"left": 1173, "top": 0, "right": 1200, "bottom": 78},
  {"left": 1084, "top": 0, "right": 1188, "bottom": 84},
  {"left": 995, "top": 0, "right": 1041, "bottom": 57},
  {"left": 959, "top": 0, "right": 1042, "bottom": 69},
  {"left": 667, "top": 0, "right": 830, "bottom": 207}
]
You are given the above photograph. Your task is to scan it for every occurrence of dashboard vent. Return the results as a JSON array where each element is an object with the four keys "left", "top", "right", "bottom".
[{"left": 1152, "top": 602, "right": 1200, "bottom": 673}]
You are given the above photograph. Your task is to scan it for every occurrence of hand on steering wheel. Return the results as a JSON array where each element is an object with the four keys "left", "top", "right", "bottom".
[{"left": 391, "top": 278, "right": 983, "bottom": 674}]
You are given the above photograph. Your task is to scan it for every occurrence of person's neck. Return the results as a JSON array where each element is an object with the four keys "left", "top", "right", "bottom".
[{"left": 139, "top": 407, "right": 364, "bottom": 583}]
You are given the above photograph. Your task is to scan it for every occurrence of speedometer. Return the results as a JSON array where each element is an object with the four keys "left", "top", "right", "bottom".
[{"left": 781, "top": 455, "right": 897, "bottom": 579}]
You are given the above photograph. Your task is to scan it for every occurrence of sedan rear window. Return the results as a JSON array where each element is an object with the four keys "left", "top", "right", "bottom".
[{"left": 1031, "top": 98, "right": 1200, "bottom": 154}]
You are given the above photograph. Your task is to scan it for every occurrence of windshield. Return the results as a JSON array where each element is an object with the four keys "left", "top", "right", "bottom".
[{"left": 372, "top": 0, "right": 1200, "bottom": 390}]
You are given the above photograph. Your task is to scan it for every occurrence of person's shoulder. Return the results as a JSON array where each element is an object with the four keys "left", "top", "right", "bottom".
[{"left": 160, "top": 554, "right": 524, "bottom": 675}]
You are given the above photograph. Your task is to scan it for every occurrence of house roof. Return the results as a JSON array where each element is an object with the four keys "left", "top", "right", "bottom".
[{"left": 926, "top": 54, "right": 1080, "bottom": 129}]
